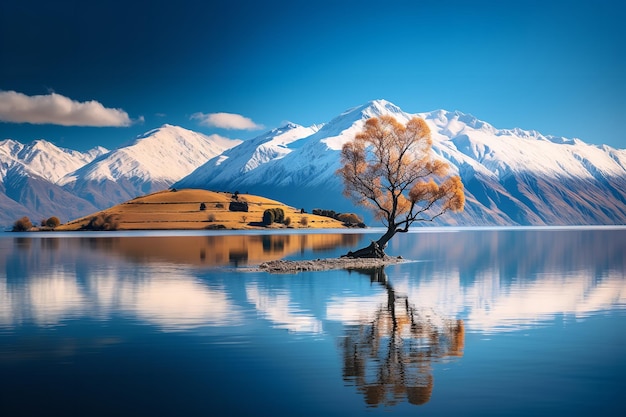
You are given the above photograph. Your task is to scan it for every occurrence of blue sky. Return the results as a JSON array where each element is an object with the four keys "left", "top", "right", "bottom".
[{"left": 1, "top": 0, "right": 624, "bottom": 151}]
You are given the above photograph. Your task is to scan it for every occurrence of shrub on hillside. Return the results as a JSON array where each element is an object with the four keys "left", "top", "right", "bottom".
[
  {"left": 337, "top": 213, "right": 364, "bottom": 226},
  {"left": 312, "top": 209, "right": 338, "bottom": 219},
  {"left": 271, "top": 208, "right": 285, "bottom": 223},
  {"left": 313, "top": 208, "right": 365, "bottom": 227},
  {"left": 45, "top": 216, "right": 61, "bottom": 228},
  {"left": 262, "top": 208, "right": 285, "bottom": 225},
  {"left": 12, "top": 216, "right": 33, "bottom": 232},
  {"left": 83, "top": 214, "right": 119, "bottom": 231},
  {"left": 262, "top": 209, "right": 274, "bottom": 225},
  {"left": 229, "top": 201, "right": 249, "bottom": 212}
]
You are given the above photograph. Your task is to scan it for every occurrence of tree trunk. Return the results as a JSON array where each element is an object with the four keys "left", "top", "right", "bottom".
[
  {"left": 375, "top": 227, "right": 396, "bottom": 249},
  {"left": 342, "top": 227, "right": 396, "bottom": 259}
]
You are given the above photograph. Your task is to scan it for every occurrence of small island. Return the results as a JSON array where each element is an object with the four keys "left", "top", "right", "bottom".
[{"left": 48, "top": 188, "right": 359, "bottom": 231}]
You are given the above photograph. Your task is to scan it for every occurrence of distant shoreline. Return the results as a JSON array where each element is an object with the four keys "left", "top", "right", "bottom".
[{"left": 6, "top": 224, "right": 626, "bottom": 234}]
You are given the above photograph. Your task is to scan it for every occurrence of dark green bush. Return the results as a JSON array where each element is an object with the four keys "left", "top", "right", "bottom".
[
  {"left": 262, "top": 209, "right": 275, "bottom": 225},
  {"left": 313, "top": 208, "right": 338, "bottom": 219},
  {"left": 271, "top": 208, "right": 285, "bottom": 223},
  {"left": 229, "top": 201, "right": 249, "bottom": 212},
  {"left": 337, "top": 213, "right": 363, "bottom": 225},
  {"left": 263, "top": 208, "right": 285, "bottom": 225},
  {"left": 313, "top": 208, "right": 364, "bottom": 226}
]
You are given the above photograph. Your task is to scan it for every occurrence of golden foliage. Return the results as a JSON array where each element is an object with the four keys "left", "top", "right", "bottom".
[
  {"left": 408, "top": 179, "right": 439, "bottom": 204},
  {"left": 440, "top": 175, "right": 465, "bottom": 212}
]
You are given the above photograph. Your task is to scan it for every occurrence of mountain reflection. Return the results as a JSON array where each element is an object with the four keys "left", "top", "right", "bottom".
[
  {"left": 1, "top": 229, "right": 624, "bottom": 337},
  {"left": 386, "top": 228, "right": 626, "bottom": 332},
  {"left": 390, "top": 228, "right": 625, "bottom": 281},
  {"left": 338, "top": 268, "right": 464, "bottom": 407}
]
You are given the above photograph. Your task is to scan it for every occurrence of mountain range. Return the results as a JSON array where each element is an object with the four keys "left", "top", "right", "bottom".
[{"left": 1, "top": 100, "right": 625, "bottom": 228}]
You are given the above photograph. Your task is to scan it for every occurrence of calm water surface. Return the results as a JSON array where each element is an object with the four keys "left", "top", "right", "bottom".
[{"left": 0, "top": 228, "right": 625, "bottom": 416}]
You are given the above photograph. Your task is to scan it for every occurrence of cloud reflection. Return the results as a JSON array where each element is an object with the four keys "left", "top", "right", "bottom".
[
  {"left": 1, "top": 229, "right": 624, "bottom": 336},
  {"left": 0, "top": 264, "right": 242, "bottom": 331},
  {"left": 388, "top": 268, "right": 626, "bottom": 333},
  {"left": 383, "top": 228, "right": 626, "bottom": 333},
  {"left": 246, "top": 282, "right": 323, "bottom": 334}
]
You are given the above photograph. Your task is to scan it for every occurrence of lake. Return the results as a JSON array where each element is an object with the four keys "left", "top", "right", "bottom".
[{"left": 0, "top": 227, "right": 624, "bottom": 416}]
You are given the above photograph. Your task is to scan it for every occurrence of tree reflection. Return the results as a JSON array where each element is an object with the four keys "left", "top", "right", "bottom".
[{"left": 341, "top": 267, "right": 464, "bottom": 407}]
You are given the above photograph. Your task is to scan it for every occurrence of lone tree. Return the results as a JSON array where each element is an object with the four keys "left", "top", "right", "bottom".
[{"left": 338, "top": 115, "right": 465, "bottom": 258}]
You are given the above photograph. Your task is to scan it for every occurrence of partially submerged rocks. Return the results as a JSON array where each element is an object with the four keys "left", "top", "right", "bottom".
[{"left": 258, "top": 256, "right": 405, "bottom": 273}]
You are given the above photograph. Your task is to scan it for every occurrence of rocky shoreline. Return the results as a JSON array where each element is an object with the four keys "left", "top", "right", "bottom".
[{"left": 255, "top": 256, "right": 406, "bottom": 273}]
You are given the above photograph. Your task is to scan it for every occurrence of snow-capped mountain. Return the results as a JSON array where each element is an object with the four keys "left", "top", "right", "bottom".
[
  {"left": 0, "top": 139, "right": 107, "bottom": 226},
  {"left": 424, "top": 110, "right": 626, "bottom": 224},
  {"left": 176, "top": 122, "right": 321, "bottom": 189},
  {"left": 176, "top": 99, "right": 626, "bottom": 226},
  {"left": 2, "top": 100, "right": 625, "bottom": 228},
  {"left": 175, "top": 100, "right": 409, "bottom": 210},
  {"left": 0, "top": 138, "right": 107, "bottom": 182},
  {"left": 0, "top": 125, "right": 240, "bottom": 227},
  {"left": 59, "top": 124, "right": 242, "bottom": 207}
]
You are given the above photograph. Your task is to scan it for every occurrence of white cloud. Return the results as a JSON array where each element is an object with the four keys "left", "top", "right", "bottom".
[
  {"left": 0, "top": 90, "right": 135, "bottom": 127},
  {"left": 191, "top": 111, "right": 263, "bottom": 130}
]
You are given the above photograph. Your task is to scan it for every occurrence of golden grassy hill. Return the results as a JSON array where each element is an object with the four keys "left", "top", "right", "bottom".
[{"left": 57, "top": 188, "right": 348, "bottom": 231}]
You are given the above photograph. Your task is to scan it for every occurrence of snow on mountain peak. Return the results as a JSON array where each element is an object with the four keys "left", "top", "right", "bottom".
[
  {"left": 279, "top": 121, "right": 301, "bottom": 130},
  {"left": 339, "top": 99, "right": 406, "bottom": 121},
  {"left": 59, "top": 124, "right": 242, "bottom": 186},
  {"left": 422, "top": 109, "right": 496, "bottom": 138},
  {"left": 175, "top": 121, "right": 321, "bottom": 189},
  {"left": 421, "top": 108, "right": 626, "bottom": 180},
  {"left": 0, "top": 138, "right": 108, "bottom": 183},
  {"left": 172, "top": 99, "right": 626, "bottom": 226},
  {"left": 305, "top": 99, "right": 412, "bottom": 151}
]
